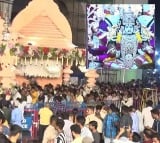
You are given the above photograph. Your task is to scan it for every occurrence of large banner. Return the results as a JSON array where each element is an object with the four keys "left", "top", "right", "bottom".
[{"left": 87, "top": 4, "right": 155, "bottom": 69}]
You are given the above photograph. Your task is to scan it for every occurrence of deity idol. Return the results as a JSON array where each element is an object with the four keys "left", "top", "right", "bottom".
[{"left": 87, "top": 4, "right": 155, "bottom": 69}]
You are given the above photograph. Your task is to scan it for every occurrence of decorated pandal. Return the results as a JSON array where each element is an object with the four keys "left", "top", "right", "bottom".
[{"left": 0, "top": 0, "right": 100, "bottom": 88}]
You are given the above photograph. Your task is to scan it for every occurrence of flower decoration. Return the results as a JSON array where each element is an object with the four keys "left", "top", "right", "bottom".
[
  {"left": 0, "top": 44, "right": 6, "bottom": 56},
  {"left": 43, "top": 47, "right": 49, "bottom": 55},
  {"left": 47, "top": 52, "right": 52, "bottom": 58},
  {"left": 1, "top": 42, "right": 86, "bottom": 65},
  {"left": 23, "top": 46, "right": 29, "bottom": 55},
  {"left": 57, "top": 48, "right": 69, "bottom": 58},
  {"left": 10, "top": 47, "right": 17, "bottom": 56}
]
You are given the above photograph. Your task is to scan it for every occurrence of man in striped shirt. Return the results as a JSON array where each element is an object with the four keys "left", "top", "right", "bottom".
[{"left": 55, "top": 118, "right": 67, "bottom": 143}]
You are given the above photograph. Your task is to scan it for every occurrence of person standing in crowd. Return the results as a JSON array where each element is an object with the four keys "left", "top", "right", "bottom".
[
  {"left": 76, "top": 115, "right": 94, "bottom": 142},
  {"left": 142, "top": 100, "right": 154, "bottom": 128},
  {"left": 39, "top": 102, "right": 53, "bottom": 143},
  {"left": 55, "top": 118, "right": 67, "bottom": 143},
  {"left": 130, "top": 132, "right": 141, "bottom": 143},
  {"left": 129, "top": 106, "right": 139, "bottom": 133},
  {"left": 85, "top": 106, "right": 103, "bottom": 134},
  {"left": 26, "top": 90, "right": 32, "bottom": 105},
  {"left": 116, "top": 106, "right": 133, "bottom": 139},
  {"left": 136, "top": 107, "right": 144, "bottom": 133},
  {"left": 30, "top": 86, "right": 39, "bottom": 104},
  {"left": 121, "top": 91, "right": 133, "bottom": 107},
  {"left": 2, "top": 101, "right": 11, "bottom": 124},
  {"left": 143, "top": 128, "right": 153, "bottom": 143},
  {"left": 152, "top": 133, "right": 160, "bottom": 143},
  {"left": 9, "top": 124, "right": 22, "bottom": 143},
  {"left": 0, "top": 133, "right": 11, "bottom": 143},
  {"left": 70, "top": 124, "right": 83, "bottom": 143},
  {"left": 151, "top": 108, "right": 160, "bottom": 135},
  {"left": 95, "top": 105, "right": 103, "bottom": 120},
  {"left": 103, "top": 104, "right": 120, "bottom": 143},
  {"left": 53, "top": 96, "right": 66, "bottom": 114},
  {"left": 63, "top": 112, "right": 73, "bottom": 143},
  {"left": 0, "top": 111, "right": 9, "bottom": 137},
  {"left": 89, "top": 121, "right": 100, "bottom": 143},
  {"left": 75, "top": 89, "right": 84, "bottom": 103},
  {"left": 16, "top": 98, "right": 25, "bottom": 120},
  {"left": 42, "top": 115, "right": 58, "bottom": 143},
  {"left": 11, "top": 99, "right": 23, "bottom": 127}
]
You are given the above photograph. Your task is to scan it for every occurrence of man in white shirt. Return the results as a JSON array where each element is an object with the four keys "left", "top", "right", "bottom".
[
  {"left": 85, "top": 106, "right": 103, "bottom": 133},
  {"left": 42, "top": 115, "right": 58, "bottom": 143},
  {"left": 136, "top": 108, "right": 144, "bottom": 132},
  {"left": 142, "top": 100, "right": 154, "bottom": 128},
  {"left": 129, "top": 106, "right": 139, "bottom": 133},
  {"left": 76, "top": 115, "right": 94, "bottom": 142},
  {"left": 63, "top": 113, "right": 73, "bottom": 143}
]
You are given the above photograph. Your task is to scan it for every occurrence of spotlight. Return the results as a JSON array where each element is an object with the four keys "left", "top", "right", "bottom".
[
  {"left": 157, "top": 59, "right": 160, "bottom": 66},
  {"left": 155, "top": 51, "right": 158, "bottom": 56},
  {"left": 153, "top": 69, "right": 157, "bottom": 74}
]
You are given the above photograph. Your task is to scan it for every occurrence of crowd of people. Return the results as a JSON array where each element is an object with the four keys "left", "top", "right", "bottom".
[{"left": 0, "top": 78, "right": 160, "bottom": 143}]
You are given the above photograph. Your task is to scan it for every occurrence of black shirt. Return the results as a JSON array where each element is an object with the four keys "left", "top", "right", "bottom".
[{"left": 152, "top": 120, "right": 160, "bottom": 134}]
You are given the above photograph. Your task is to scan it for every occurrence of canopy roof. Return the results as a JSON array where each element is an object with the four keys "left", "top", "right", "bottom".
[{"left": 11, "top": 0, "right": 75, "bottom": 49}]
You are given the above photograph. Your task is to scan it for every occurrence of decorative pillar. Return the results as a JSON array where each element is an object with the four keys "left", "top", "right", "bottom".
[
  {"left": 85, "top": 69, "right": 99, "bottom": 87},
  {"left": 0, "top": 0, "right": 15, "bottom": 88}
]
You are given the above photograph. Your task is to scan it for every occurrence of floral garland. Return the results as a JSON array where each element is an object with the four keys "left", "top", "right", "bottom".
[
  {"left": 0, "top": 43, "right": 86, "bottom": 64},
  {"left": 0, "top": 44, "right": 6, "bottom": 56}
]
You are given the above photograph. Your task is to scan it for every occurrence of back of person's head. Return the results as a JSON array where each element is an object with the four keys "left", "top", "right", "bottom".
[
  {"left": 10, "top": 124, "right": 22, "bottom": 137},
  {"left": 56, "top": 118, "right": 65, "bottom": 130},
  {"left": 129, "top": 106, "right": 134, "bottom": 112},
  {"left": 121, "top": 106, "right": 129, "bottom": 114},
  {"left": 132, "top": 132, "right": 141, "bottom": 142},
  {"left": 0, "top": 133, "right": 11, "bottom": 143},
  {"left": 87, "top": 106, "right": 94, "bottom": 111},
  {"left": 152, "top": 133, "right": 160, "bottom": 143},
  {"left": 72, "top": 108, "right": 78, "bottom": 115},
  {"left": 56, "top": 96, "right": 62, "bottom": 102},
  {"left": 50, "top": 115, "right": 58, "bottom": 124},
  {"left": 96, "top": 105, "right": 102, "bottom": 111},
  {"left": 76, "top": 115, "right": 85, "bottom": 126},
  {"left": 110, "top": 104, "right": 117, "bottom": 112},
  {"left": 62, "top": 112, "right": 69, "bottom": 120},
  {"left": 143, "top": 128, "right": 153, "bottom": 139},
  {"left": 146, "top": 100, "right": 153, "bottom": 107},
  {"left": 151, "top": 108, "right": 159, "bottom": 115},
  {"left": 0, "top": 111, "right": 5, "bottom": 124},
  {"left": 70, "top": 124, "right": 81, "bottom": 134},
  {"left": 89, "top": 121, "right": 98, "bottom": 129}
]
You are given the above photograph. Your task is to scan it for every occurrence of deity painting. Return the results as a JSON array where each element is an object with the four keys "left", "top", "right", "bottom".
[{"left": 87, "top": 4, "right": 155, "bottom": 69}]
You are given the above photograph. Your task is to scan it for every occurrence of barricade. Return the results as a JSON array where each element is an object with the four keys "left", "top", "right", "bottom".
[{"left": 22, "top": 104, "right": 39, "bottom": 142}]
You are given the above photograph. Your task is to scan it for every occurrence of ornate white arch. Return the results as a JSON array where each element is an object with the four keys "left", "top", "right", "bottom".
[{"left": 11, "top": 0, "right": 74, "bottom": 49}]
